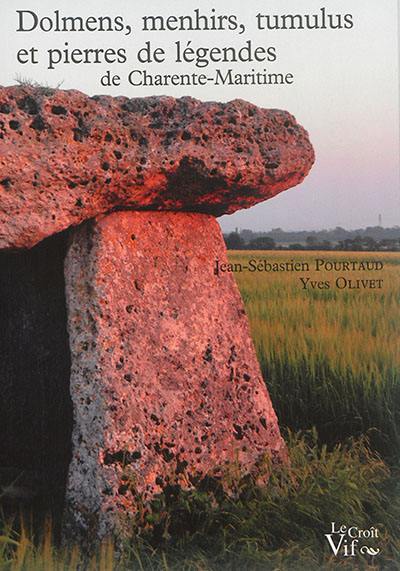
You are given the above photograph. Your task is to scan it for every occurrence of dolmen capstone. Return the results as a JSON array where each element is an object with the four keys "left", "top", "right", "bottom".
[{"left": 0, "top": 85, "right": 314, "bottom": 546}]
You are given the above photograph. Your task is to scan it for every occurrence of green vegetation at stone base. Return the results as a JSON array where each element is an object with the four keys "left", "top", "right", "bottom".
[{"left": 0, "top": 431, "right": 399, "bottom": 570}]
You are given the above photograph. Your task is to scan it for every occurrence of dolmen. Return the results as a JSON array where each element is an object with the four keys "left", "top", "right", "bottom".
[{"left": 0, "top": 85, "right": 314, "bottom": 546}]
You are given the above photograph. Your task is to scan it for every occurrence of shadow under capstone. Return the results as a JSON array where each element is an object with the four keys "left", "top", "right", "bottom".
[{"left": 0, "top": 231, "right": 72, "bottom": 523}]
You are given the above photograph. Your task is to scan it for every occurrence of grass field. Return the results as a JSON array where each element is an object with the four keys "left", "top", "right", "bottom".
[
  {"left": 0, "top": 250, "right": 399, "bottom": 570},
  {"left": 230, "top": 250, "right": 400, "bottom": 460}
]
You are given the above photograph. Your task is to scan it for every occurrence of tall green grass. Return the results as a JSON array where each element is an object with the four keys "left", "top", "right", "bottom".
[
  {"left": 230, "top": 251, "right": 400, "bottom": 459},
  {"left": 1, "top": 432, "right": 398, "bottom": 570}
]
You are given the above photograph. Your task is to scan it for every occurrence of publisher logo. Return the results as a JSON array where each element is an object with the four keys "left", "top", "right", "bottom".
[{"left": 325, "top": 523, "right": 380, "bottom": 558}]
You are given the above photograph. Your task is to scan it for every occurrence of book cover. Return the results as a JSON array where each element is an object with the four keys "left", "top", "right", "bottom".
[{"left": 0, "top": 0, "right": 398, "bottom": 569}]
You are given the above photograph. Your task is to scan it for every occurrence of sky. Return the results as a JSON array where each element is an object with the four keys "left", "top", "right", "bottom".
[{"left": 0, "top": 0, "right": 399, "bottom": 232}]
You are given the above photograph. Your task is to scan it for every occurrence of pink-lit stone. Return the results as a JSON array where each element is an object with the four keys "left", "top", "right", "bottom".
[
  {"left": 63, "top": 211, "right": 286, "bottom": 543},
  {"left": 0, "top": 85, "right": 314, "bottom": 249}
]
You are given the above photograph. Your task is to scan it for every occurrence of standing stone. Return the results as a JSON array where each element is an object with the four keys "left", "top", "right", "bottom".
[
  {"left": 64, "top": 210, "right": 286, "bottom": 544},
  {"left": 0, "top": 86, "right": 315, "bottom": 546}
]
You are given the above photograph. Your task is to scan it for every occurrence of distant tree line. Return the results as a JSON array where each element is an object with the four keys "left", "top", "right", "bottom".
[{"left": 223, "top": 227, "right": 400, "bottom": 251}]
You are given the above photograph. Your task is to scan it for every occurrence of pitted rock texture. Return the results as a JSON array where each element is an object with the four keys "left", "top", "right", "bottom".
[
  {"left": 64, "top": 211, "right": 286, "bottom": 542},
  {"left": 0, "top": 85, "right": 314, "bottom": 249}
]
